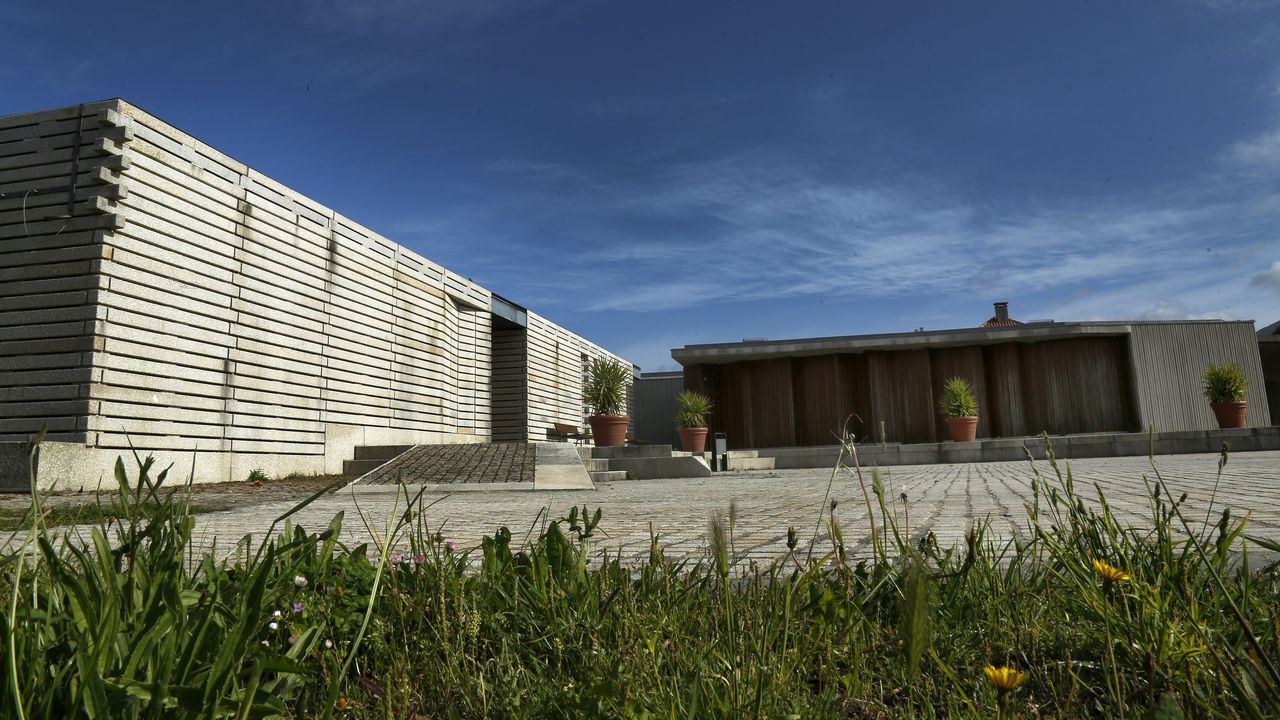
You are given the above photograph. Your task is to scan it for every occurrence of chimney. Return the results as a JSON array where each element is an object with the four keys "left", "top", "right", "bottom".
[{"left": 993, "top": 302, "right": 1009, "bottom": 323}]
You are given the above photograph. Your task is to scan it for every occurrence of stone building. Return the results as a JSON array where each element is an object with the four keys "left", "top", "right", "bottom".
[{"left": 0, "top": 100, "right": 630, "bottom": 488}]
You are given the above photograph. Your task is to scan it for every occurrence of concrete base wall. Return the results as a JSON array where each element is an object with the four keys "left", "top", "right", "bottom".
[
  {"left": 756, "top": 427, "right": 1280, "bottom": 470},
  {"left": 2, "top": 426, "right": 487, "bottom": 492}
]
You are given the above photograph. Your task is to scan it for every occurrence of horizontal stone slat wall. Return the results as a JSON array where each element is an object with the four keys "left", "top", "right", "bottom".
[
  {"left": 524, "top": 311, "right": 630, "bottom": 441},
  {"left": 3, "top": 99, "right": 631, "bottom": 485},
  {"left": 0, "top": 101, "right": 126, "bottom": 444}
]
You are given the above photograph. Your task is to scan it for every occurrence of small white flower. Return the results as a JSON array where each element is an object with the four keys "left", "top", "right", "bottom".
[
  {"left": 273, "top": 610, "right": 282, "bottom": 618},
  {"left": 293, "top": 575, "right": 308, "bottom": 588},
  {"left": 261, "top": 640, "right": 270, "bottom": 647},
  {"left": 268, "top": 622, "right": 279, "bottom": 630},
  {"left": 324, "top": 639, "right": 334, "bottom": 649}
]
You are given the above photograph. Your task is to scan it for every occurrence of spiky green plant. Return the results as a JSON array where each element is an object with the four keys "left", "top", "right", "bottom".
[
  {"left": 583, "top": 358, "right": 629, "bottom": 416},
  {"left": 937, "top": 376, "right": 978, "bottom": 418},
  {"left": 1202, "top": 363, "right": 1247, "bottom": 403},
  {"left": 674, "top": 390, "right": 714, "bottom": 429}
]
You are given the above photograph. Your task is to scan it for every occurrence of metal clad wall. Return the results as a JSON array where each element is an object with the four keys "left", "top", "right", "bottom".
[
  {"left": 983, "top": 344, "right": 1026, "bottom": 437},
  {"left": 1128, "top": 322, "right": 1272, "bottom": 430},
  {"left": 929, "top": 346, "right": 989, "bottom": 440},
  {"left": 681, "top": 335, "right": 1150, "bottom": 448},
  {"left": 489, "top": 325, "right": 526, "bottom": 441},
  {"left": 0, "top": 101, "right": 125, "bottom": 443},
  {"left": 868, "top": 349, "right": 936, "bottom": 444},
  {"left": 632, "top": 374, "right": 682, "bottom": 447},
  {"left": 1261, "top": 339, "right": 1279, "bottom": 424},
  {"left": 1020, "top": 337, "right": 1134, "bottom": 434}
]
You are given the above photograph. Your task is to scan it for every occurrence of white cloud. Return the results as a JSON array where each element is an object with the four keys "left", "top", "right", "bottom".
[
  {"left": 1251, "top": 260, "right": 1280, "bottom": 295},
  {"left": 400, "top": 144, "right": 1277, "bottom": 324},
  {"left": 1228, "top": 127, "right": 1280, "bottom": 168}
]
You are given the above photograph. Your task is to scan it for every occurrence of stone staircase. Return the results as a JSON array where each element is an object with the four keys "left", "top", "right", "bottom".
[
  {"left": 577, "top": 444, "right": 712, "bottom": 482},
  {"left": 578, "top": 444, "right": 776, "bottom": 481}
]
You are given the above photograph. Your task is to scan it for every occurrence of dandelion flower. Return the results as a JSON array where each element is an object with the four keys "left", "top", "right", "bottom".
[
  {"left": 293, "top": 575, "right": 308, "bottom": 588},
  {"left": 984, "top": 665, "right": 1028, "bottom": 692},
  {"left": 336, "top": 695, "right": 349, "bottom": 710},
  {"left": 1091, "top": 557, "right": 1131, "bottom": 584}
]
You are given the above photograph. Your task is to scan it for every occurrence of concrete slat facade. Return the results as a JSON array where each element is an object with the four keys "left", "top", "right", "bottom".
[{"left": 1, "top": 99, "right": 629, "bottom": 487}]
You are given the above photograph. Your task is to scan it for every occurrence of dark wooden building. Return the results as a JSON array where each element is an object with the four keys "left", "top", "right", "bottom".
[{"left": 673, "top": 319, "right": 1272, "bottom": 450}]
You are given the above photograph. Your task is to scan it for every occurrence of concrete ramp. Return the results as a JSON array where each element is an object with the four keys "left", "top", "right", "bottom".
[{"left": 351, "top": 442, "right": 593, "bottom": 491}]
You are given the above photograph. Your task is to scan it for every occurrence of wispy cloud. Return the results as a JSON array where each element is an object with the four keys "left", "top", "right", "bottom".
[{"left": 397, "top": 146, "right": 1276, "bottom": 329}]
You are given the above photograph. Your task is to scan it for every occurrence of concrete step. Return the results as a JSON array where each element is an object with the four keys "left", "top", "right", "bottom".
[
  {"left": 343, "top": 458, "right": 389, "bottom": 476},
  {"left": 727, "top": 457, "right": 775, "bottom": 471},
  {"left": 589, "top": 470, "right": 630, "bottom": 482},
  {"left": 726, "top": 450, "right": 759, "bottom": 459},
  {"left": 582, "top": 458, "right": 610, "bottom": 472},
  {"left": 353, "top": 445, "right": 414, "bottom": 461},
  {"left": 590, "top": 445, "right": 674, "bottom": 459},
  {"left": 605, "top": 456, "right": 711, "bottom": 479}
]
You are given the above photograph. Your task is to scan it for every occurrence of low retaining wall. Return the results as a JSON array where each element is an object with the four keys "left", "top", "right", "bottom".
[{"left": 756, "top": 427, "right": 1280, "bottom": 470}]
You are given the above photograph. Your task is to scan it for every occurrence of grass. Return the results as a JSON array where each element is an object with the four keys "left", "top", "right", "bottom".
[
  {"left": 3, "top": 435, "right": 1279, "bottom": 718},
  {"left": 0, "top": 501, "right": 214, "bottom": 531}
]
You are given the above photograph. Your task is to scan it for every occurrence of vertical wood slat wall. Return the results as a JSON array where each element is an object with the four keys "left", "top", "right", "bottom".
[
  {"left": 2, "top": 100, "right": 630, "bottom": 481},
  {"left": 1128, "top": 323, "right": 1272, "bottom": 430},
  {"left": 686, "top": 335, "right": 1147, "bottom": 449},
  {"left": 0, "top": 102, "right": 126, "bottom": 443}
]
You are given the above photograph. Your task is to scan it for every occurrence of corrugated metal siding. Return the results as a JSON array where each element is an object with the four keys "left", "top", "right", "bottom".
[
  {"left": 1261, "top": 339, "right": 1279, "bottom": 425},
  {"left": 632, "top": 375, "right": 682, "bottom": 447},
  {"left": 489, "top": 324, "right": 526, "bottom": 441},
  {"left": 868, "top": 349, "right": 936, "bottom": 444},
  {"left": 1020, "top": 337, "right": 1135, "bottom": 434},
  {"left": 680, "top": 336, "right": 1143, "bottom": 448},
  {"left": 930, "top": 346, "right": 989, "bottom": 440},
  {"left": 1129, "top": 322, "right": 1272, "bottom": 430},
  {"left": 983, "top": 344, "right": 1026, "bottom": 437}
]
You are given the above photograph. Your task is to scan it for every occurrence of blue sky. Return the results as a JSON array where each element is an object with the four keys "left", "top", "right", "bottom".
[{"left": 4, "top": 1, "right": 1279, "bottom": 371}]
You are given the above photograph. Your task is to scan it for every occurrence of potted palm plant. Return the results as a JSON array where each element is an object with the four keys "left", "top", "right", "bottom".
[
  {"left": 1202, "top": 363, "right": 1247, "bottom": 429},
  {"left": 938, "top": 377, "right": 979, "bottom": 442},
  {"left": 583, "top": 358, "right": 630, "bottom": 447},
  {"left": 674, "top": 390, "right": 713, "bottom": 453}
]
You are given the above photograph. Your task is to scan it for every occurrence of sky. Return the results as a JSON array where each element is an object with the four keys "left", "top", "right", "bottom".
[{"left": 3, "top": 1, "right": 1279, "bottom": 371}]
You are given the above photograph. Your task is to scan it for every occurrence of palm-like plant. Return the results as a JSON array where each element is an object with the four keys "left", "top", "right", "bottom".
[
  {"left": 583, "top": 358, "right": 629, "bottom": 416},
  {"left": 674, "top": 391, "right": 714, "bottom": 429},
  {"left": 1202, "top": 363, "right": 1247, "bottom": 403},
  {"left": 938, "top": 377, "right": 978, "bottom": 419}
]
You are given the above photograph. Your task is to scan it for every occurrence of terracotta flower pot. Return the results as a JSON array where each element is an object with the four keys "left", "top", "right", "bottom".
[
  {"left": 945, "top": 416, "right": 979, "bottom": 442},
  {"left": 1210, "top": 401, "right": 1247, "bottom": 429},
  {"left": 678, "top": 427, "right": 708, "bottom": 453},
  {"left": 588, "top": 415, "right": 630, "bottom": 447}
]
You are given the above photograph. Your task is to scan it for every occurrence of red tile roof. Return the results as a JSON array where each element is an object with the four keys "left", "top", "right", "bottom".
[{"left": 980, "top": 317, "right": 1023, "bottom": 328}]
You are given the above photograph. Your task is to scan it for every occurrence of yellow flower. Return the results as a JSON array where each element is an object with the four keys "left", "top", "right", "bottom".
[
  {"left": 984, "top": 665, "right": 1029, "bottom": 692},
  {"left": 1091, "top": 557, "right": 1131, "bottom": 584}
]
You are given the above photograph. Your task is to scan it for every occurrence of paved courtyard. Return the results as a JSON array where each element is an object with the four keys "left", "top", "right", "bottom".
[{"left": 183, "top": 450, "right": 1280, "bottom": 565}]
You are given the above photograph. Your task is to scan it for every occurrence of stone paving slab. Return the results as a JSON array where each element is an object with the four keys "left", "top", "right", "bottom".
[
  {"left": 177, "top": 450, "right": 1280, "bottom": 566},
  {"left": 358, "top": 443, "right": 534, "bottom": 485}
]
